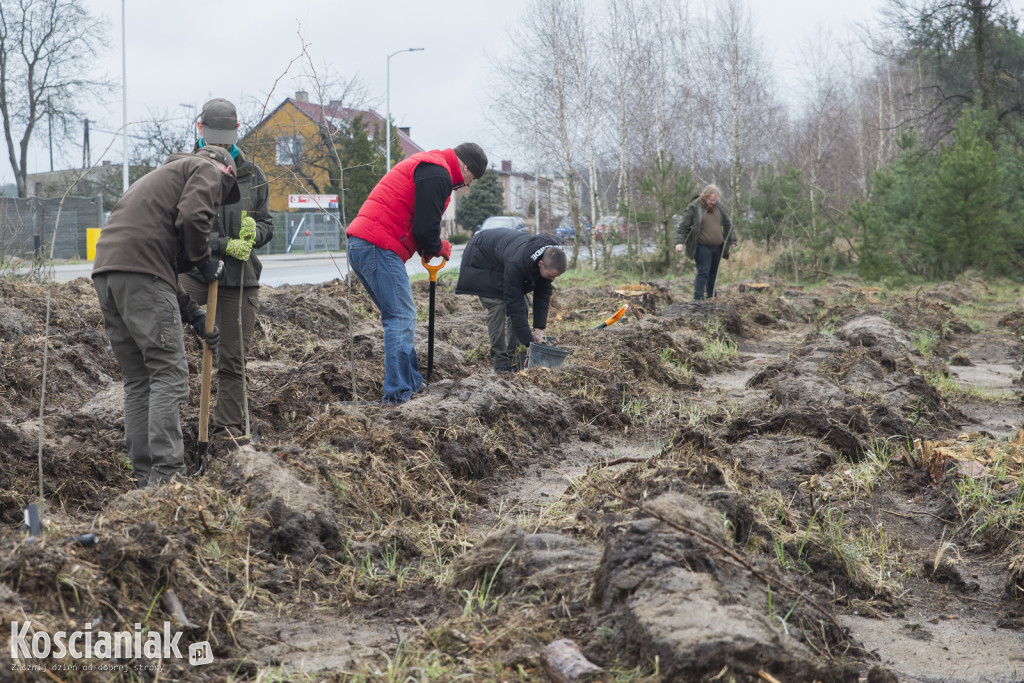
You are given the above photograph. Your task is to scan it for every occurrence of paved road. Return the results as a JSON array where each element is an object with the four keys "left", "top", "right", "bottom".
[
  {"left": 42, "top": 241, "right": 631, "bottom": 287},
  {"left": 45, "top": 245, "right": 469, "bottom": 287}
]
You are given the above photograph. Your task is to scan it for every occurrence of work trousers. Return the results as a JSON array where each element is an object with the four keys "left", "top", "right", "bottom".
[
  {"left": 694, "top": 244, "right": 723, "bottom": 300},
  {"left": 180, "top": 274, "right": 259, "bottom": 437},
  {"left": 93, "top": 272, "right": 189, "bottom": 486},
  {"left": 480, "top": 296, "right": 529, "bottom": 371}
]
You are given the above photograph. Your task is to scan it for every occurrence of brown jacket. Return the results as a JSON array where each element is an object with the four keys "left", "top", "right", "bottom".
[{"left": 92, "top": 150, "right": 239, "bottom": 316}]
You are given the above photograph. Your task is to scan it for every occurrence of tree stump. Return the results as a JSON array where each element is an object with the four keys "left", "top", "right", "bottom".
[{"left": 613, "top": 283, "right": 658, "bottom": 314}]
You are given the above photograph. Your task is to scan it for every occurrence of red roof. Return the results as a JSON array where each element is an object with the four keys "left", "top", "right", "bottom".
[{"left": 287, "top": 98, "right": 425, "bottom": 159}]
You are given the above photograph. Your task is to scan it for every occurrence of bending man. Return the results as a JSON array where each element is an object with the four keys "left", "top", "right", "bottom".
[
  {"left": 92, "top": 146, "right": 237, "bottom": 486},
  {"left": 456, "top": 227, "right": 567, "bottom": 372}
]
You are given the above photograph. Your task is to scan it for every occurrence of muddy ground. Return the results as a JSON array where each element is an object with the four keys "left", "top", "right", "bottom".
[{"left": 0, "top": 270, "right": 1023, "bottom": 682}]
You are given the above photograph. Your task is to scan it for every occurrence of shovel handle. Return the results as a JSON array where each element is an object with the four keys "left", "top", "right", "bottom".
[
  {"left": 595, "top": 303, "right": 629, "bottom": 329},
  {"left": 421, "top": 254, "right": 446, "bottom": 283},
  {"left": 198, "top": 280, "right": 218, "bottom": 444}
]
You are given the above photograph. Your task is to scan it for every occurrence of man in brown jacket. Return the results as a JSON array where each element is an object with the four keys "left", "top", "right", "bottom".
[{"left": 92, "top": 145, "right": 239, "bottom": 487}]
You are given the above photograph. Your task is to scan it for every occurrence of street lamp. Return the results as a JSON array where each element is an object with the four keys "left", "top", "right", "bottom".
[
  {"left": 120, "top": 0, "right": 128, "bottom": 192},
  {"left": 386, "top": 47, "right": 424, "bottom": 171}
]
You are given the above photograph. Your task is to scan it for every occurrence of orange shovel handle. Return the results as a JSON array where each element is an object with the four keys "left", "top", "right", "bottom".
[
  {"left": 596, "top": 303, "right": 629, "bottom": 329},
  {"left": 421, "top": 254, "right": 447, "bottom": 282}
]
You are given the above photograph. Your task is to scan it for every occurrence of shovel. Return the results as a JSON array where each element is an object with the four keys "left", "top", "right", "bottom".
[
  {"left": 196, "top": 280, "right": 218, "bottom": 476},
  {"left": 594, "top": 303, "right": 629, "bottom": 329},
  {"left": 421, "top": 254, "right": 447, "bottom": 382}
]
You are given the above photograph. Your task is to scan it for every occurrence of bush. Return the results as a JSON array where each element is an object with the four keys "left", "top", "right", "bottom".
[{"left": 449, "top": 232, "right": 470, "bottom": 245}]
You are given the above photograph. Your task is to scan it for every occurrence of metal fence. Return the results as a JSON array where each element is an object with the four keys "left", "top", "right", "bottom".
[
  {"left": 0, "top": 198, "right": 344, "bottom": 261},
  {"left": 255, "top": 211, "right": 344, "bottom": 255},
  {"left": 0, "top": 196, "right": 104, "bottom": 260}
]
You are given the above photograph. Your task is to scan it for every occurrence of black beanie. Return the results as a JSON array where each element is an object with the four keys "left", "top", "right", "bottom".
[{"left": 454, "top": 142, "right": 488, "bottom": 179}]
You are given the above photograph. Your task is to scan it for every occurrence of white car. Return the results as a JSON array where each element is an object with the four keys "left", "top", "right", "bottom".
[{"left": 478, "top": 216, "right": 528, "bottom": 233}]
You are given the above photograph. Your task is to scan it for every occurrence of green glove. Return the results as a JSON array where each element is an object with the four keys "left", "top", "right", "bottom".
[
  {"left": 239, "top": 210, "right": 257, "bottom": 242},
  {"left": 225, "top": 238, "right": 253, "bottom": 261}
]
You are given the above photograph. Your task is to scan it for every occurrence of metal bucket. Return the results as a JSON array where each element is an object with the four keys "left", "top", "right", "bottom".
[{"left": 527, "top": 342, "right": 571, "bottom": 369}]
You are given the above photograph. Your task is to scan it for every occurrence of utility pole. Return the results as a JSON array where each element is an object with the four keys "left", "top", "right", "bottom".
[
  {"left": 47, "top": 98, "right": 53, "bottom": 172},
  {"left": 120, "top": 0, "right": 128, "bottom": 192},
  {"left": 82, "top": 119, "right": 90, "bottom": 169}
]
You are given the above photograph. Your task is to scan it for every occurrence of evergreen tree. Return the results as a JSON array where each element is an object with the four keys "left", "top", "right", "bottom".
[
  {"left": 853, "top": 128, "right": 929, "bottom": 282},
  {"left": 748, "top": 166, "right": 806, "bottom": 251},
  {"left": 635, "top": 153, "right": 694, "bottom": 270},
  {"left": 325, "top": 114, "right": 408, "bottom": 224},
  {"left": 920, "top": 109, "right": 1006, "bottom": 278},
  {"left": 854, "top": 109, "right": 1021, "bottom": 281},
  {"left": 329, "top": 114, "right": 378, "bottom": 222},
  {"left": 456, "top": 171, "right": 504, "bottom": 232}
]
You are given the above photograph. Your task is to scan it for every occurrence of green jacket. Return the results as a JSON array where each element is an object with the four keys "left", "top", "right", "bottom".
[
  {"left": 188, "top": 146, "right": 274, "bottom": 288},
  {"left": 675, "top": 197, "right": 736, "bottom": 261}
]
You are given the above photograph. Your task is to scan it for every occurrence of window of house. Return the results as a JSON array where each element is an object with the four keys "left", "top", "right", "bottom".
[{"left": 276, "top": 135, "right": 302, "bottom": 165}]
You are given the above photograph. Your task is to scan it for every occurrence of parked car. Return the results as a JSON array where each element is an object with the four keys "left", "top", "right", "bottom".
[
  {"left": 555, "top": 217, "right": 578, "bottom": 242},
  {"left": 554, "top": 217, "right": 592, "bottom": 243},
  {"left": 478, "top": 216, "right": 528, "bottom": 234},
  {"left": 593, "top": 215, "right": 629, "bottom": 239}
]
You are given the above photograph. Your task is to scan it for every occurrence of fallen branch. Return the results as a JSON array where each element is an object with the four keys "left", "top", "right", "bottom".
[
  {"left": 590, "top": 456, "right": 652, "bottom": 470},
  {"left": 881, "top": 508, "right": 954, "bottom": 525},
  {"left": 162, "top": 588, "right": 197, "bottom": 629}
]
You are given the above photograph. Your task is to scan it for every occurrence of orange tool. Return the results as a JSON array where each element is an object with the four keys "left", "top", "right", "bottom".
[{"left": 594, "top": 303, "right": 629, "bottom": 329}]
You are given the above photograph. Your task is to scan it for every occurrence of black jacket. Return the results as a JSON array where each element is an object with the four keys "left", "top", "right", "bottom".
[
  {"left": 187, "top": 145, "right": 273, "bottom": 288},
  {"left": 456, "top": 229, "right": 558, "bottom": 346}
]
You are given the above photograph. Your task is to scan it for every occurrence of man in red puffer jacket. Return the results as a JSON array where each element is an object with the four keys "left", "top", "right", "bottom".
[{"left": 346, "top": 142, "right": 487, "bottom": 405}]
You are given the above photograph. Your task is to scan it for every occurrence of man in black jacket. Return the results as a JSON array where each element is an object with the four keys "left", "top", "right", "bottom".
[
  {"left": 455, "top": 228, "right": 567, "bottom": 372},
  {"left": 180, "top": 98, "right": 273, "bottom": 446}
]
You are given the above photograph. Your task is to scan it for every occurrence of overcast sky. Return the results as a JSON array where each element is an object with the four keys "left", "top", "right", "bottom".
[{"left": 8, "top": 0, "right": 1016, "bottom": 185}]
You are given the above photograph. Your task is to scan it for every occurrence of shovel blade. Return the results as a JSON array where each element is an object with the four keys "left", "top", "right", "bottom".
[{"left": 193, "top": 441, "right": 210, "bottom": 477}]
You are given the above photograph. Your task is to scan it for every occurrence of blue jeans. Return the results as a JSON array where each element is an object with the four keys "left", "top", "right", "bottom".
[
  {"left": 347, "top": 237, "right": 422, "bottom": 403},
  {"left": 694, "top": 244, "right": 723, "bottom": 300}
]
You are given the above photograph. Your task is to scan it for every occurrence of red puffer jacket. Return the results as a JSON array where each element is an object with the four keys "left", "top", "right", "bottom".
[{"left": 346, "top": 149, "right": 461, "bottom": 261}]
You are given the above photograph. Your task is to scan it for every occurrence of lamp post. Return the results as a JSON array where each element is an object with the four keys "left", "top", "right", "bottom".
[
  {"left": 120, "top": 0, "right": 128, "bottom": 192},
  {"left": 385, "top": 47, "right": 424, "bottom": 172}
]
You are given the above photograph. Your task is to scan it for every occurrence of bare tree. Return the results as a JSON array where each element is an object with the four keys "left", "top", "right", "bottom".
[
  {"left": 0, "top": 0, "right": 109, "bottom": 197},
  {"left": 603, "top": 0, "right": 661, "bottom": 250},
  {"left": 491, "top": 0, "right": 591, "bottom": 267},
  {"left": 709, "top": 0, "right": 778, "bottom": 217}
]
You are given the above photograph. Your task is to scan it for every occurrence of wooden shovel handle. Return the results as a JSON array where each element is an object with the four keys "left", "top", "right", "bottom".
[{"left": 198, "top": 280, "right": 218, "bottom": 443}]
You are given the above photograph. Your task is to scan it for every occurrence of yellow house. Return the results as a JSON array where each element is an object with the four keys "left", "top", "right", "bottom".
[{"left": 243, "top": 91, "right": 424, "bottom": 213}]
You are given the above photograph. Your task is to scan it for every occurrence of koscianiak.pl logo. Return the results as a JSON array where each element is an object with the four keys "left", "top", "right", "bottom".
[{"left": 10, "top": 621, "right": 214, "bottom": 672}]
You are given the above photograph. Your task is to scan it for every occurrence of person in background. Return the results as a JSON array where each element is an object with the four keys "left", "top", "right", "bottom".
[
  {"left": 455, "top": 228, "right": 567, "bottom": 373},
  {"left": 180, "top": 98, "right": 273, "bottom": 449},
  {"left": 675, "top": 184, "right": 737, "bottom": 300},
  {"left": 346, "top": 142, "right": 488, "bottom": 404},
  {"left": 91, "top": 145, "right": 237, "bottom": 486}
]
